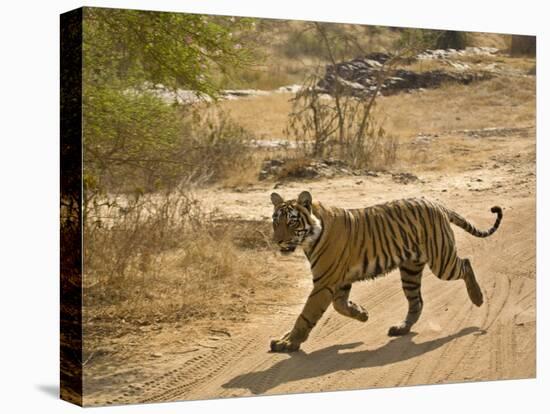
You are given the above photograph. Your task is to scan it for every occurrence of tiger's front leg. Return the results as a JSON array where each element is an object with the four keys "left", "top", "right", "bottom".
[{"left": 270, "top": 286, "right": 333, "bottom": 352}]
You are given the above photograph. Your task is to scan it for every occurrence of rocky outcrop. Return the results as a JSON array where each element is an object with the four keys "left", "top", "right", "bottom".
[
  {"left": 258, "top": 158, "right": 381, "bottom": 181},
  {"left": 316, "top": 50, "right": 495, "bottom": 98}
]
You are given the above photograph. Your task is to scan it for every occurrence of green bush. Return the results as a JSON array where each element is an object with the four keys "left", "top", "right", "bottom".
[
  {"left": 83, "top": 86, "right": 185, "bottom": 195},
  {"left": 435, "top": 30, "right": 468, "bottom": 50},
  {"left": 82, "top": 7, "right": 259, "bottom": 209},
  {"left": 510, "top": 35, "right": 536, "bottom": 56},
  {"left": 284, "top": 29, "right": 329, "bottom": 59},
  {"left": 83, "top": 86, "right": 254, "bottom": 197}
]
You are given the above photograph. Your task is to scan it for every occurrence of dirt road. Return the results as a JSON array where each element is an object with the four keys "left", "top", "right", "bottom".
[{"left": 86, "top": 126, "right": 535, "bottom": 406}]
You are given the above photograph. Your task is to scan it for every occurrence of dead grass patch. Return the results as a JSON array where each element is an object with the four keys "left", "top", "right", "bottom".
[
  {"left": 219, "top": 94, "right": 294, "bottom": 139},
  {"left": 468, "top": 32, "right": 510, "bottom": 50},
  {"left": 83, "top": 192, "right": 275, "bottom": 330},
  {"left": 220, "top": 72, "right": 534, "bottom": 150},
  {"left": 375, "top": 75, "right": 535, "bottom": 138}
]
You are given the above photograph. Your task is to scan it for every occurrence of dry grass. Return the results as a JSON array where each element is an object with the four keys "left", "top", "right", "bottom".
[
  {"left": 82, "top": 210, "right": 300, "bottom": 395},
  {"left": 217, "top": 148, "right": 296, "bottom": 188},
  {"left": 375, "top": 75, "right": 535, "bottom": 138},
  {"left": 453, "top": 54, "right": 536, "bottom": 73},
  {"left": 83, "top": 192, "right": 274, "bottom": 329},
  {"left": 219, "top": 67, "right": 534, "bottom": 176},
  {"left": 468, "top": 32, "right": 511, "bottom": 49},
  {"left": 221, "top": 23, "right": 513, "bottom": 91},
  {"left": 223, "top": 57, "right": 319, "bottom": 90},
  {"left": 222, "top": 21, "right": 401, "bottom": 90},
  {"left": 220, "top": 73, "right": 535, "bottom": 145},
  {"left": 218, "top": 27, "right": 534, "bottom": 148},
  {"left": 85, "top": 235, "right": 266, "bottom": 325},
  {"left": 81, "top": 187, "right": 300, "bottom": 377},
  {"left": 217, "top": 154, "right": 264, "bottom": 188},
  {"left": 219, "top": 93, "right": 294, "bottom": 139}
]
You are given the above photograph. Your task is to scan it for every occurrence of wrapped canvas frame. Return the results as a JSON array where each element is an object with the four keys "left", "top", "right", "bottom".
[
  {"left": 59, "top": 5, "right": 536, "bottom": 407},
  {"left": 60, "top": 7, "right": 83, "bottom": 406}
]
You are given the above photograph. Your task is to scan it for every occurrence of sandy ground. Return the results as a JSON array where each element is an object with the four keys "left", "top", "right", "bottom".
[{"left": 84, "top": 123, "right": 535, "bottom": 406}]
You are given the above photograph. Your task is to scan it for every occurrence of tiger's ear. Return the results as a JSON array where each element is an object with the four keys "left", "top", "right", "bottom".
[
  {"left": 270, "top": 192, "right": 284, "bottom": 206},
  {"left": 297, "top": 191, "right": 312, "bottom": 211}
]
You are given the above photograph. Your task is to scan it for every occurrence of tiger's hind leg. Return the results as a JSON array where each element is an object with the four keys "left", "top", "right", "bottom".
[
  {"left": 333, "top": 284, "right": 369, "bottom": 322},
  {"left": 433, "top": 250, "right": 483, "bottom": 307},
  {"left": 388, "top": 262, "right": 425, "bottom": 336}
]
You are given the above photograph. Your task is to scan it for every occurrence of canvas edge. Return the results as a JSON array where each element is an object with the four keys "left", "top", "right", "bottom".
[{"left": 60, "top": 6, "right": 84, "bottom": 407}]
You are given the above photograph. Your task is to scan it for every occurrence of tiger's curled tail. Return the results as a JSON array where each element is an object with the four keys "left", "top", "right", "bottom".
[{"left": 446, "top": 206, "right": 503, "bottom": 238}]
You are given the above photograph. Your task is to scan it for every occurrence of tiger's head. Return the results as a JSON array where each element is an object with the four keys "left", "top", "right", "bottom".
[{"left": 270, "top": 191, "right": 321, "bottom": 255}]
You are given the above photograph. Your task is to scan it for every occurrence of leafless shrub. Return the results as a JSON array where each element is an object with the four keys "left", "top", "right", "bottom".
[
  {"left": 83, "top": 189, "right": 270, "bottom": 324},
  {"left": 285, "top": 72, "right": 398, "bottom": 170},
  {"left": 83, "top": 189, "right": 204, "bottom": 297},
  {"left": 283, "top": 23, "right": 402, "bottom": 170},
  {"left": 182, "top": 107, "right": 256, "bottom": 184}
]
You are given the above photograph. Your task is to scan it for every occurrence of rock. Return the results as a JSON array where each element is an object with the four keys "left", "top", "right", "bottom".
[
  {"left": 277, "top": 84, "right": 303, "bottom": 93},
  {"left": 391, "top": 172, "right": 419, "bottom": 184},
  {"left": 258, "top": 158, "right": 374, "bottom": 181},
  {"left": 290, "top": 165, "right": 319, "bottom": 179},
  {"left": 316, "top": 50, "right": 493, "bottom": 98},
  {"left": 416, "top": 46, "right": 498, "bottom": 60},
  {"left": 151, "top": 352, "right": 163, "bottom": 358},
  {"left": 222, "top": 89, "right": 271, "bottom": 99},
  {"left": 365, "top": 52, "right": 392, "bottom": 63},
  {"left": 259, "top": 159, "right": 286, "bottom": 180}
]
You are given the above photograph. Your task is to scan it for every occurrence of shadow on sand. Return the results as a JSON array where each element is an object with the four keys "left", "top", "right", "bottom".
[{"left": 222, "top": 326, "right": 482, "bottom": 394}]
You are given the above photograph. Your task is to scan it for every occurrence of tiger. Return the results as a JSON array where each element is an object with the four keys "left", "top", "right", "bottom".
[{"left": 269, "top": 191, "right": 503, "bottom": 353}]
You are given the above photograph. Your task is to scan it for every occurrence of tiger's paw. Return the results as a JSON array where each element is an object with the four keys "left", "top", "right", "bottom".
[
  {"left": 356, "top": 310, "right": 369, "bottom": 322},
  {"left": 464, "top": 274, "right": 483, "bottom": 307},
  {"left": 270, "top": 338, "right": 300, "bottom": 353},
  {"left": 388, "top": 324, "right": 411, "bottom": 336},
  {"left": 463, "top": 258, "right": 483, "bottom": 307}
]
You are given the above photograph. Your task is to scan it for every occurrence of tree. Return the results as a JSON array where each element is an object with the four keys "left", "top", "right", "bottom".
[
  {"left": 82, "top": 8, "right": 255, "bottom": 198},
  {"left": 397, "top": 28, "right": 468, "bottom": 50},
  {"left": 83, "top": 8, "right": 254, "bottom": 94},
  {"left": 510, "top": 35, "right": 536, "bottom": 56}
]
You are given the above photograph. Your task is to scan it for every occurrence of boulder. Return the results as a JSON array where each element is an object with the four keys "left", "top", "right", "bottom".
[{"left": 316, "top": 50, "right": 494, "bottom": 98}]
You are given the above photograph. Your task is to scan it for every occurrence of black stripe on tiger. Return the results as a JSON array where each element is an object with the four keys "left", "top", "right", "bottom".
[{"left": 300, "top": 313, "right": 315, "bottom": 329}]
